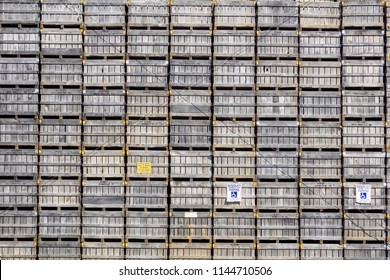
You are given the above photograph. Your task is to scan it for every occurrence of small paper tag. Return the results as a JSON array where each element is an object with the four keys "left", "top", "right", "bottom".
[
  {"left": 356, "top": 184, "right": 371, "bottom": 204},
  {"left": 226, "top": 183, "right": 242, "bottom": 203},
  {"left": 184, "top": 212, "right": 197, "bottom": 218},
  {"left": 136, "top": 162, "right": 151, "bottom": 174}
]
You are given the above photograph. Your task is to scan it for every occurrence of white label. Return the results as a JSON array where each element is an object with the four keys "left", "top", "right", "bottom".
[
  {"left": 356, "top": 184, "right": 371, "bottom": 204},
  {"left": 226, "top": 183, "right": 242, "bottom": 203},
  {"left": 184, "top": 212, "right": 197, "bottom": 218}
]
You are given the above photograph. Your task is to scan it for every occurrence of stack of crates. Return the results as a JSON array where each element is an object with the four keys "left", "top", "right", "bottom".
[
  {"left": 0, "top": 0, "right": 40, "bottom": 259},
  {"left": 126, "top": 0, "right": 169, "bottom": 260},
  {"left": 38, "top": 0, "right": 83, "bottom": 259},
  {"left": 169, "top": 0, "right": 213, "bottom": 260},
  {"left": 342, "top": 0, "right": 387, "bottom": 260},
  {"left": 256, "top": 0, "right": 300, "bottom": 260},
  {"left": 81, "top": 0, "right": 126, "bottom": 260},
  {"left": 299, "top": 0, "right": 343, "bottom": 259},
  {"left": 213, "top": 0, "right": 256, "bottom": 260}
]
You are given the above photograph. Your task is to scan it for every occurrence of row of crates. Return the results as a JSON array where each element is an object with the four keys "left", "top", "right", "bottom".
[
  {"left": 1, "top": 179, "right": 389, "bottom": 211},
  {"left": 1, "top": 148, "right": 390, "bottom": 180},
  {"left": 3, "top": 28, "right": 390, "bottom": 59},
  {"left": 1, "top": 209, "right": 387, "bottom": 242},
  {"left": 3, "top": 58, "right": 388, "bottom": 89},
  {"left": 5, "top": 27, "right": 389, "bottom": 60},
  {"left": 3, "top": 88, "right": 388, "bottom": 120},
  {"left": 1, "top": 241, "right": 389, "bottom": 260},
  {"left": 4, "top": 0, "right": 386, "bottom": 29}
]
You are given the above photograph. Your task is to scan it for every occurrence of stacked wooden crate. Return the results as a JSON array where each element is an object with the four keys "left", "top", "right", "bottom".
[
  {"left": 81, "top": 0, "right": 126, "bottom": 260},
  {"left": 342, "top": 0, "right": 387, "bottom": 260},
  {"left": 256, "top": 0, "right": 300, "bottom": 260},
  {"left": 212, "top": 0, "right": 256, "bottom": 260},
  {"left": 126, "top": 0, "right": 169, "bottom": 260},
  {"left": 38, "top": 0, "right": 83, "bottom": 260},
  {"left": 169, "top": 0, "right": 213, "bottom": 260},
  {"left": 299, "top": 0, "right": 343, "bottom": 259},
  {"left": 0, "top": 0, "right": 40, "bottom": 260}
]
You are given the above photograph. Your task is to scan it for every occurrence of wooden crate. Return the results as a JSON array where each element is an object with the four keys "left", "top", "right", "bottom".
[
  {"left": 257, "top": 1, "right": 299, "bottom": 29},
  {"left": 343, "top": 60, "right": 384, "bottom": 88},
  {"left": 300, "top": 151, "right": 341, "bottom": 180},
  {"left": 344, "top": 213, "right": 386, "bottom": 241},
  {"left": 39, "top": 149, "right": 81, "bottom": 177},
  {"left": 126, "top": 180, "right": 167, "bottom": 209},
  {"left": 344, "top": 182, "right": 386, "bottom": 211},
  {"left": 0, "top": 180, "right": 37, "bottom": 208},
  {"left": 214, "top": 212, "right": 256, "bottom": 240},
  {"left": 0, "top": 210, "right": 37, "bottom": 239},
  {"left": 128, "top": 29, "right": 169, "bottom": 57},
  {"left": 300, "top": 61, "right": 341, "bottom": 89},
  {"left": 0, "top": 88, "right": 38, "bottom": 116},
  {"left": 41, "top": 28, "right": 82, "bottom": 56},
  {"left": 214, "top": 30, "right": 255, "bottom": 58},
  {"left": 342, "top": 0, "right": 384, "bottom": 28},
  {"left": 41, "top": 0, "right": 83, "bottom": 25},
  {"left": 257, "top": 60, "right": 298, "bottom": 88},
  {"left": 300, "top": 31, "right": 341, "bottom": 59},
  {"left": 40, "top": 89, "right": 82, "bottom": 116},
  {"left": 343, "top": 152, "right": 385, "bottom": 180},
  {"left": 214, "top": 90, "right": 255, "bottom": 118},
  {"left": 84, "top": 29, "right": 125, "bottom": 57},
  {"left": 257, "top": 90, "right": 298, "bottom": 119},
  {"left": 170, "top": 211, "right": 212, "bottom": 240},
  {"left": 343, "top": 30, "right": 384, "bottom": 58},
  {"left": 300, "top": 91, "right": 341, "bottom": 119},
  {"left": 84, "top": 0, "right": 126, "bottom": 27},
  {"left": 170, "top": 119, "right": 211, "bottom": 148},
  {"left": 0, "top": 118, "right": 38, "bottom": 146},
  {"left": 82, "top": 210, "right": 124, "bottom": 239},
  {"left": 214, "top": 120, "right": 255, "bottom": 149},
  {"left": 213, "top": 243, "right": 256, "bottom": 260},
  {"left": 0, "top": 149, "right": 38, "bottom": 177},
  {"left": 214, "top": 0, "right": 256, "bottom": 28},
  {"left": 257, "top": 30, "right": 298, "bottom": 59},
  {"left": 39, "top": 179, "right": 80, "bottom": 208},
  {"left": 300, "top": 122, "right": 341, "bottom": 150},
  {"left": 170, "top": 150, "right": 212, "bottom": 179},
  {"left": 83, "top": 150, "right": 125, "bottom": 178},
  {"left": 127, "top": 150, "right": 168, "bottom": 179},
  {"left": 257, "top": 181, "right": 298, "bottom": 211},
  {"left": 257, "top": 121, "right": 299, "bottom": 150},
  {"left": 169, "top": 243, "right": 211, "bottom": 260},
  {"left": 40, "top": 119, "right": 81, "bottom": 147},
  {"left": 300, "top": 1, "right": 340, "bottom": 29},
  {"left": 257, "top": 151, "right": 298, "bottom": 180},
  {"left": 0, "top": 27, "right": 39, "bottom": 55},
  {"left": 301, "top": 244, "right": 343, "bottom": 260},
  {"left": 214, "top": 60, "right": 255, "bottom": 88},
  {"left": 300, "top": 181, "right": 342, "bottom": 210},
  {"left": 128, "top": 0, "right": 169, "bottom": 28},
  {"left": 38, "top": 241, "right": 80, "bottom": 260},
  {"left": 83, "top": 119, "right": 125, "bottom": 146},
  {"left": 83, "top": 89, "right": 125, "bottom": 117},
  {"left": 214, "top": 151, "right": 256, "bottom": 179},
  {"left": 38, "top": 210, "right": 80, "bottom": 238},
  {"left": 126, "top": 242, "right": 167, "bottom": 260},
  {"left": 257, "top": 243, "right": 299, "bottom": 260},
  {"left": 126, "top": 60, "right": 168, "bottom": 88},
  {"left": 0, "top": 241, "right": 36, "bottom": 260},
  {"left": 214, "top": 181, "right": 256, "bottom": 209}
]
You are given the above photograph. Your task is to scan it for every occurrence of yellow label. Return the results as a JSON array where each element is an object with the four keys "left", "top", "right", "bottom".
[{"left": 137, "top": 162, "right": 152, "bottom": 174}]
